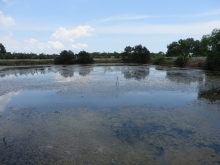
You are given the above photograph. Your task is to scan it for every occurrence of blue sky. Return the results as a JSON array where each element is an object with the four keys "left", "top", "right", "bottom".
[{"left": 0, "top": 0, "right": 220, "bottom": 54}]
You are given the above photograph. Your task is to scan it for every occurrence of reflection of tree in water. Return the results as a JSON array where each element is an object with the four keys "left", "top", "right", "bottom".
[
  {"left": 0, "top": 73, "right": 5, "bottom": 77},
  {"left": 166, "top": 70, "right": 204, "bottom": 85},
  {"left": 198, "top": 89, "right": 220, "bottom": 102},
  {"left": 78, "top": 66, "right": 93, "bottom": 77},
  {"left": 0, "top": 67, "right": 49, "bottom": 77},
  {"left": 122, "top": 67, "right": 149, "bottom": 80},
  {"left": 59, "top": 68, "right": 74, "bottom": 78},
  {"left": 198, "top": 72, "right": 220, "bottom": 102},
  {"left": 166, "top": 70, "right": 220, "bottom": 102}
]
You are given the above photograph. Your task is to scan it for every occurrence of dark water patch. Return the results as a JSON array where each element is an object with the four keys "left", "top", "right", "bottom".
[
  {"left": 209, "top": 144, "right": 220, "bottom": 154},
  {"left": 156, "top": 146, "right": 164, "bottom": 156},
  {"left": 114, "top": 121, "right": 143, "bottom": 144},
  {"left": 171, "top": 128, "right": 195, "bottom": 138},
  {"left": 114, "top": 121, "right": 166, "bottom": 144},
  {"left": 155, "top": 146, "right": 170, "bottom": 165},
  {"left": 196, "top": 142, "right": 220, "bottom": 154}
]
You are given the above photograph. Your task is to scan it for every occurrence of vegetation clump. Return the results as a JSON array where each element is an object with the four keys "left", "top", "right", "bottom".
[
  {"left": 203, "top": 29, "right": 220, "bottom": 71},
  {"left": 54, "top": 50, "right": 75, "bottom": 64},
  {"left": 76, "top": 51, "right": 94, "bottom": 64},
  {"left": 204, "top": 50, "right": 220, "bottom": 71},
  {"left": 175, "top": 56, "right": 188, "bottom": 67},
  {"left": 54, "top": 50, "right": 94, "bottom": 64},
  {"left": 152, "top": 55, "right": 165, "bottom": 65},
  {"left": 166, "top": 39, "right": 194, "bottom": 67},
  {"left": 122, "top": 44, "right": 150, "bottom": 63},
  {"left": 0, "top": 43, "right": 6, "bottom": 54}
]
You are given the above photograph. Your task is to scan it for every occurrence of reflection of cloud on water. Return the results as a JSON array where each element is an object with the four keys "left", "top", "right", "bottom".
[
  {"left": 53, "top": 66, "right": 94, "bottom": 83},
  {"left": 0, "top": 91, "right": 20, "bottom": 112},
  {"left": 54, "top": 73, "right": 73, "bottom": 82},
  {"left": 53, "top": 71, "right": 92, "bottom": 84}
]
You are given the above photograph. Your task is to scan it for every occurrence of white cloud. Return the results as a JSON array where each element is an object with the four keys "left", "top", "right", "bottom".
[
  {"left": 195, "top": 9, "right": 220, "bottom": 17},
  {"left": 1, "top": 0, "right": 15, "bottom": 6},
  {"left": 37, "top": 42, "right": 48, "bottom": 50},
  {"left": 97, "top": 8, "right": 220, "bottom": 23},
  {"left": 52, "top": 26, "right": 93, "bottom": 41},
  {"left": 24, "top": 38, "right": 44, "bottom": 52},
  {"left": 0, "top": 32, "right": 20, "bottom": 52},
  {"left": 24, "top": 38, "right": 38, "bottom": 44},
  {"left": 96, "top": 20, "right": 220, "bottom": 35},
  {"left": 48, "top": 41, "right": 65, "bottom": 50},
  {"left": 99, "top": 15, "right": 158, "bottom": 22},
  {"left": 72, "top": 43, "right": 88, "bottom": 50},
  {"left": 24, "top": 39, "right": 65, "bottom": 51},
  {"left": 0, "top": 10, "right": 16, "bottom": 27}
]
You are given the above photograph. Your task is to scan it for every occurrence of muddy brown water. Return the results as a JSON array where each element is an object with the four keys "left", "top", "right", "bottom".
[{"left": 0, "top": 65, "right": 220, "bottom": 165}]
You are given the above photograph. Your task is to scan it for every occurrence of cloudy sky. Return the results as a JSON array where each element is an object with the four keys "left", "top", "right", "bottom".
[{"left": 0, "top": 0, "right": 220, "bottom": 54}]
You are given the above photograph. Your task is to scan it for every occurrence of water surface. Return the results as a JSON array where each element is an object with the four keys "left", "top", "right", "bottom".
[{"left": 0, "top": 65, "right": 220, "bottom": 165}]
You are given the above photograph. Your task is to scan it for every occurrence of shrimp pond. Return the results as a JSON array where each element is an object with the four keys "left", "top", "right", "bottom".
[{"left": 0, "top": 64, "right": 220, "bottom": 165}]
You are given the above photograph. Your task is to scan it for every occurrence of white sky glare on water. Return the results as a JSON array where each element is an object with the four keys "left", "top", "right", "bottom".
[{"left": 0, "top": 0, "right": 220, "bottom": 54}]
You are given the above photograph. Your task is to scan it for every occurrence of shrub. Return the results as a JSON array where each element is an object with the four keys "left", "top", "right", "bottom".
[
  {"left": 204, "top": 50, "right": 220, "bottom": 71},
  {"left": 175, "top": 56, "right": 188, "bottom": 67},
  {"left": 165, "top": 57, "right": 172, "bottom": 60},
  {"left": 54, "top": 50, "right": 75, "bottom": 64},
  {"left": 153, "top": 56, "right": 165, "bottom": 65},
  {"left": 76, "top": 51, "right": 94, "bottom": 64},
  {"left": 122, "top": 45, "right": 150, "bottom": 63}
]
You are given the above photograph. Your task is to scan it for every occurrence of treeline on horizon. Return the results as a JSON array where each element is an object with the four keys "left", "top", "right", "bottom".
[{"left": 0, "top": 28, "right": 219, "bottom": 70}]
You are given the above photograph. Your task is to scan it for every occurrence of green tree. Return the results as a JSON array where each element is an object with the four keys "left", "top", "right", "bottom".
[
  {"left": 54, "top": 50, "right": 75, "bottom": 64},
  {"left": 210, "top": 29, "right": 220, "bottom": 49},
  {"left": 166, "top": 41, "right": 179, "bottom": 57},
  {"left": 167, "top": 38, "right": 201, "bottom": 57},
  {"left": 0, "top": 43, "right": 6, "bottom": 54},
  {"left": 203, "top": 29, "right": 220, "bottom": 71},
  {"left": 122, "top": 45, "right": 150, "bottom": 63},
  {"left": 200, "top": 29, "right": 220, "bottom": 56},
  {"left": 193, "top": 40, "right": 201, "bottom": 56},
  {"left": 204, "top": 50, "right": 220, "bottom": 71},
  {"left": 76, "top": 51, "right": 94, "bottom": 64},
  {"left": 200, "top": 35, "right": 212, "bottom": 56},
  {"left": 166, "top": 38, "right": 200, "bottom": 66}
]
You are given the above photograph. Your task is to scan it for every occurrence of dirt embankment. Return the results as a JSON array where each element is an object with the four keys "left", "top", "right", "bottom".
[
  {"left": 153, "top": 57, "right": 206, "bottom": 69},
  {"left": 186, "top": 57, "right": 206, "bottom": 68}
]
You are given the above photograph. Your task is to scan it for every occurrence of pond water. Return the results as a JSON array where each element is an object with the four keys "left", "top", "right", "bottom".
[{"left": 0, "top": 65, "right": 220, "bottom": 165}]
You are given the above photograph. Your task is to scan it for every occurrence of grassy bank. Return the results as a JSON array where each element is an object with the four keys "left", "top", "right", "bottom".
[
  {"left": 150, "top": 57, "right": 206, "bottom": 69},
  {"left": 0, "top": 59, "right": 123, "bottom": 65},
  {"left": 0, "top": 57, "right": 206, "bottom": 69},
  {"left": 0, "top": 59, "right": 54, "bottom": 65},
  {"left": 94, "top": 59, "right": 123, "bottom": 63}
]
